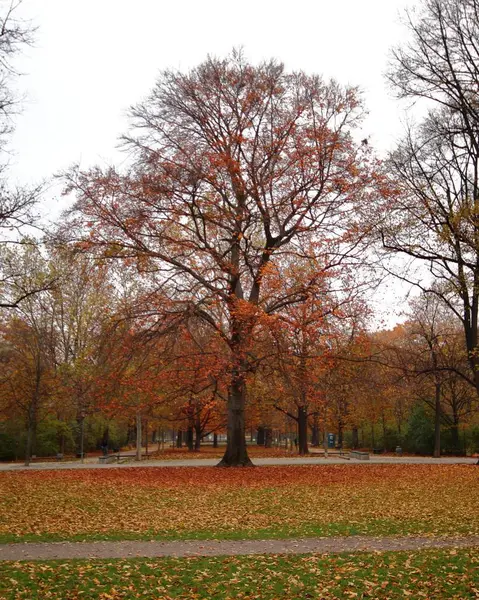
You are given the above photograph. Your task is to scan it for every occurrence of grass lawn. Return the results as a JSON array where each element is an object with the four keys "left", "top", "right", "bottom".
[
  {"left": 1, "top": 465, "right": 478, "bottom": 544},
  {"left": 1, "top": 548, "right": 479, "bottom": 599}
]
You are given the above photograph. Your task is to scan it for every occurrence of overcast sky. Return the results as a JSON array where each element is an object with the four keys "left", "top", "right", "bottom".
[{"left": 9, "top": 0, "right": 416, "bottom": 325}]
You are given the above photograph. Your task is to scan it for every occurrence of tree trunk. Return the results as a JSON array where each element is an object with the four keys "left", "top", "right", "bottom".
[
  {"left": 323, "top": 423, "right": 328, "bottom": 458},
  {"left": 352, "top": 427, "right": 359, "bottom": 450},
  {"left": 337, "top": 420, "right": 343, "bottom": 449},
  {"left": 176, "top": 430, "right": 183, "bottom": 448},
  {"left": 194, "top": 414, "right": 201, "bottom": 451},
  {"left": 26, "top": 363, "right": 41, "bottom": 466},
  {"left": 371, "top": 422, "right": 375, "bottom": 450},
  {"left": 381, "top": 411, "right": 386, "bottom": 449},
  {"left": 127, "top": 420, "right": 135, "bottom": 446},
  {"left": 297, "top": 406, "right": 309, "bottom": 455},
  {"left": 24, "top": 405, "right": 36, "bottom": 467},
  {"left": 101, "top": 426, "right": 109, "bottom": 450},
  {"left": 79, "top": 416, "right": 86, "bottom": 463},
  {"left": 213, "top": 433, "right": 218, "bottom": 448},
  {"left": 218, "top": 375, "right": 252, "bottom": 467},
  {"left": 186, "top": 425, "right": 194, "bottom": 451},
  {"left": 136, "top": 413, "right": 142, "bottom": 461},
  {"left": 433, "top": 381, "right": 441, "bottom": 458},
  {"left": 311, "top": 413, "right": 320, "bottom": 447},
  {"left": 144, "top": 420, "right": 149, "bottom": 456},
  {"left": 451, "top": 422, "right": 460, "bottom": 454},
  {"left": 256, "top": 426, "right": 265, "bottom": 445},
  {"left": 264, "top": 427, "right": 272, "bottom": 448}
]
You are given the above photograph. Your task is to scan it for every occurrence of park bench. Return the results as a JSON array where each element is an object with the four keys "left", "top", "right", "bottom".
[
  {"left": 98, "top": 453, "right": 154, "bottom": 464},
  {"left": 349, "top": 450, "right": 370, "bottom": 460}
]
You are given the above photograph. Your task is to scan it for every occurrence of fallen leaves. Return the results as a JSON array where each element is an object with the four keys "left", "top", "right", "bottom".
[{"left": 0, "top": 465, "right": 478, "bottom": 543}]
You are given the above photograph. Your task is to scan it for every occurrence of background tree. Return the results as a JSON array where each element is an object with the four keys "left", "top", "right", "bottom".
[
  {"left": 0, "top": 2, "right": 46, "bottom": 309},
  {"left": 384, "top": 0, "right": 479, "bottom": 398},
  {"left": 0, "top": 243, "right": 55, "bottom": 465}
]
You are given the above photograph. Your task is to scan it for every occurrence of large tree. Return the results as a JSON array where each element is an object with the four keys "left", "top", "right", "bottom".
[
  {"left": 384, "top": 0, "right": 479, "bottom": 398},
  {"left": 65, "top": 52, "right": 379, "bottom": 465},
  {"left": 0, "top": 1, "right": 46, "bottom": 309}
]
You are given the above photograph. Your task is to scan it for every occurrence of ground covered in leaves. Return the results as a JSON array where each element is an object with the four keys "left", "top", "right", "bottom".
[
  {"left": 1, "top": 548, "right": 479, "bottom": 599},
  {"left": 1, "top": 465, "right": 478, "bottom": 543}
]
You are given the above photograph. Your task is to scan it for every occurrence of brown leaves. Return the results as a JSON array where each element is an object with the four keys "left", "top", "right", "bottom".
[{"left": 1, "top": 465, "right": 478, "bottom": 543}]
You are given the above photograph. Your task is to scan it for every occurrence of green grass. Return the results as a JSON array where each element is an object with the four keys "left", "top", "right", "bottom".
[
  {"left": 0, "top": 517, "right": 472, "bottom": 545},
  {"left": 1, "top": 548, "right": 479, "bottom": 599}
]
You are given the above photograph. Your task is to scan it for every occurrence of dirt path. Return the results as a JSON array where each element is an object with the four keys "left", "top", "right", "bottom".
[{"left": 1, "top": 535, "right": 479, "bottom": 561}]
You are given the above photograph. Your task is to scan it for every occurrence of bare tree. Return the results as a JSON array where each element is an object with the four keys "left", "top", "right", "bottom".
[{"left": 384, "top": 0, "right": 479, "bottom": 399}]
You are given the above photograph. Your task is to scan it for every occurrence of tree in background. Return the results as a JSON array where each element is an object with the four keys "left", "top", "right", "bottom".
[
  {"left": 0, "top": 1, "right": 47, "bottom": 309},
  {"left": 384, "top": 0, "right": 479, "bottom": 397},
  {"left": 0, "top": 243, "right": 55, "bottom": 465}
]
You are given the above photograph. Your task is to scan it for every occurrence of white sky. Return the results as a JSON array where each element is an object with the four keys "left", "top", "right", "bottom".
[{"left": 8, "top": 0, "right": 416, "bottom": 325}]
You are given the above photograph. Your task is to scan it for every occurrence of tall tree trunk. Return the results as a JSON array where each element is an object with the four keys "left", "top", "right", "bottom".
[
  {"left": 433, "top": 381, "right": 441, "bottom": 458},
  {"left": 213, "top": 432, "right": 218, "bottom": 448},
  {"left": 194, "top": 414, "right": 201, "bottom": 451},
  {"left": 136, "top": 413, "right": 142, "bottom": 461},
  {"left": 127, "top": 420, "right": 135, "bottom": 446},
  {"left": 371, "top": 422, "right": 375, "bottom": 450},
  {"left": 102, "top": 426, "right": 109, "bottom": 450},
  {"left": 450, "top": 420, "right": 460, "bottom": 454},
  {"left": 218, "top": 374, "right": 252, "bottom": 467},
  {"left": 144, "top": 420, "right": 149, "bottom": 456},
  {"left": 337, "top": 419, "right": 343, "bottom": 448},
  {"left": 176, "top": 430, "right": 183, "bottom": 448},
  {"left": 352, "top": 427, "right": 359, "bottom": 450},
  {"left": 186, "top": 425, "right": 194, "bottom": 451},
  {"left": 323, "top": 422, "right": 328, "bottom": 458},
  {"left": 24, "top": 404, "right": 36, "bottom": 467},
  {"left": 297, "top": 406, "right": 309, "bottom": 455},
  {"left": 381, "top": 411, "right": 387, "bottom": 449},
  {"left": 256, "top": 426, "right": 265, "bottom": 445},
  {"left": 264, "top": 427, "right": 272, "bottom": 448},
  {"left": 26, "top": 361, "right": 41, "bottom": 466},
  {"left": 311, "top": 413, "right": 320, "bottom": 447},
  {"left": 80, "top": 415, "right": 85, "bottom": 463}
]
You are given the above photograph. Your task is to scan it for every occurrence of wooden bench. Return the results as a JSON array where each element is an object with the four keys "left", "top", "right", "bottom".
[
  {"left": 98, "top": 453, "right": 154, "bottom": 464},
  {"left": 349, "top": 450, "right": 370, "bottom": 461}
]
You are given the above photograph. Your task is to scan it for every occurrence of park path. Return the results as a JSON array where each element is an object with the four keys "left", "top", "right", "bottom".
[
  {"left": 1, "top": 535, "right": 479, "bottom": 561},
  {"left": 0, "top": 455, "right": 477, "bottom": 471}
]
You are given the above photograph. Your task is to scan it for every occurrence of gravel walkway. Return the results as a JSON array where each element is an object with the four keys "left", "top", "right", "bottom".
[{"left": 1, "top": 535, "right": 479, "bottom": 561}]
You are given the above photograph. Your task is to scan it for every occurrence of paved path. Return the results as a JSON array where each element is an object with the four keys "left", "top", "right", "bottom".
[
  {"left": 1, "top": 535, "right": 478, "bottom": 561},
  {"left": 0, "top": 456, "right": 477, "bottom": 471}
]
